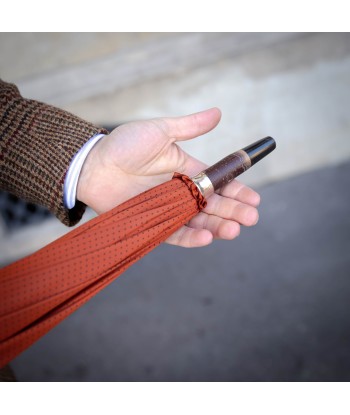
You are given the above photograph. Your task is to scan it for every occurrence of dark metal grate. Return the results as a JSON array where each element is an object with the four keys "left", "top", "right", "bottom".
[{"left": 0, "top": 191, "right": 52, "bottom": 232}]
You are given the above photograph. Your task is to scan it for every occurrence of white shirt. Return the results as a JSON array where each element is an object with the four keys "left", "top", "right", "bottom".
[{"left": 63, "top": 133, "right": 106, "bottom": 209}]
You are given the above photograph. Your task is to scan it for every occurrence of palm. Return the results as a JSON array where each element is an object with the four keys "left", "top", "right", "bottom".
[
  {"left": 106, "top": 121, "right": 185, "bottom": 176},
  {"left": 100, "top": 120, "right": 192, "bottom": 200},
  {"left": 78, "top": 109, "right": 261, "bottom": 248}
]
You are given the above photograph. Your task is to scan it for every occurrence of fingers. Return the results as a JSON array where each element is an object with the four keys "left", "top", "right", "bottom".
[
  {"left": 218, "top": 179, "right": 261, "bottom": 207},
  {"left": 165, "top": 188, "right": 260, "bottom": 248},
  {"left": 166, "top": 226, "right": 213, "bottom": 248},
  {"left": 204, "top": 193, "right": 259, "bottom": 227},
  {"left": 161, "top": 108, "right": 222, "bottom": 142},
  {"left": 165, "top": 214, "right": 241, "bottom": 248},
  {"left": 189, "top": 213, "right": 241, "bottom": 240},
  {"left": 165, "top": 179, "right": 261, "bottom": 248}
]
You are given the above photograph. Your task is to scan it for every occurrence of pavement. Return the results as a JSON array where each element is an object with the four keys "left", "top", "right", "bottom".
[{"left": 10, "top": 161, "right": 350, "bottom": 381}]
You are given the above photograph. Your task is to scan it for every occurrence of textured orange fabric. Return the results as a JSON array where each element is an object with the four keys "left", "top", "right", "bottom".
[{"left": 0, "top": 174, "right": 206, "bottom": 366}]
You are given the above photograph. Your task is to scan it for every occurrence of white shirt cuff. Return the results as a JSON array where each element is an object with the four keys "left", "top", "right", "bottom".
[{"left": 63, "top": 133, "right": 106, "bottom": 209}]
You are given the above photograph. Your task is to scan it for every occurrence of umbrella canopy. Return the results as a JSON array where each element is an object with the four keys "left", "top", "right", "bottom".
[
  {"left": 0, "top": 137, "right": 275, "bottom": 367},
  {"left": 0, "top": 174, "right": 205, "bottom": 366}
]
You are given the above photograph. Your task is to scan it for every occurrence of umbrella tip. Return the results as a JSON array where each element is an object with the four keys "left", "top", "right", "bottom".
[{"left": 242, "top": 136, "right": 276, "bottom": 166}]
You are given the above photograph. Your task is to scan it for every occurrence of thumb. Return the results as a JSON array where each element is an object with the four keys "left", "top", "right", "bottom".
[{"left": 161, "top": 107, "right": 222, "bottom": 142}]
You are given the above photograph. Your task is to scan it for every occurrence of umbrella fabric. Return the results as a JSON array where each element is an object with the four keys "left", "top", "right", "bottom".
[{"left": 0, "top": 173, "right": 206, "bottom": 367}]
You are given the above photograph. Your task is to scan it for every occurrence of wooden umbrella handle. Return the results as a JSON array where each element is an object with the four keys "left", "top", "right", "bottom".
[
  {"left": 192, "top": 137, "right": 276, "bottom": 197},
  {"left": 203, "top": 149, "right": 251, "bottom": 191}
]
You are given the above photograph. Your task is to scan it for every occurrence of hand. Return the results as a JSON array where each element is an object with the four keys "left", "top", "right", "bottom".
[{"left": 77, "top": 108, "right": 260, "bottom": 248}]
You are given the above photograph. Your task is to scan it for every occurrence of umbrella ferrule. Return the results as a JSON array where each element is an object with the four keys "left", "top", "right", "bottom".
[{"left": 191, "top": 172, "right": 215, "bottom": 198}]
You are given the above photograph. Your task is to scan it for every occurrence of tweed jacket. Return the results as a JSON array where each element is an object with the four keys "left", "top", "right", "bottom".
[{"left": 0, "top": 79, "right": 107, "bottom": 226}]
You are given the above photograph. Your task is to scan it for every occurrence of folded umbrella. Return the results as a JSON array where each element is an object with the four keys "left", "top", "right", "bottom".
[{"left": 0, "top": 137, "right": 275, "bottom": 366}]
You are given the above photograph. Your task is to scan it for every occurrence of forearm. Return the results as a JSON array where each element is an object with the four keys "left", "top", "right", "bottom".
[{"left": 0, "top": 79, "right": 107, "bottom": 226}]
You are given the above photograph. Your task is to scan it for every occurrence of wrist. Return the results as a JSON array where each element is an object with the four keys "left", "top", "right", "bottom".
[{"left": 77, "top": 134, "right": 108, "bottom": 206}]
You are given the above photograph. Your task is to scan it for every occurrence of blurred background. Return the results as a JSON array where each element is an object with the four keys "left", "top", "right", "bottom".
[{"left": 1, "top": 33, "right": 350, "bottom": 381}]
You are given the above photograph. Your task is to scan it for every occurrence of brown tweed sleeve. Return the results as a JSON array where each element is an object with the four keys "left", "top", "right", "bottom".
[{"left": 0, "top": 79, "right": 108, "bottom": 226}]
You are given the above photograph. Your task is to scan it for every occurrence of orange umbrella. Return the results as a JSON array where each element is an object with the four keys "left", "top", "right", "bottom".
[{"left": 0, "top": 137, "right": 275, "bottom": 366}]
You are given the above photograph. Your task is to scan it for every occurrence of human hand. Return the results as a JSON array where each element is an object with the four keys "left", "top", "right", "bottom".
[{"left": 77, "top": 108, "right": 260, "bottom": 248}]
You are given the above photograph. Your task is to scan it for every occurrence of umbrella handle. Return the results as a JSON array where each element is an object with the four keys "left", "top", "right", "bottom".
[{"left": 192, "top": 136, "right": 276, "bottom": 198}]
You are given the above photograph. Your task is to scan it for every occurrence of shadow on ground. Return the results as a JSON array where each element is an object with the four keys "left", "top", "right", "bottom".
[{"left": 11, "top": 162, "right": 350, "bottom": 381}]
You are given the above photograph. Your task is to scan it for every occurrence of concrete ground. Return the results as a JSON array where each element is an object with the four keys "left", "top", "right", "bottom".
[{"left": 10, "top": 161, "right": 350, "bottom": 381}]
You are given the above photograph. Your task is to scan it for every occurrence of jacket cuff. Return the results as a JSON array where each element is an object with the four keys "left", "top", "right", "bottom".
[{"left": 0, "top": 80, "right": 108, "bottom": 226}]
